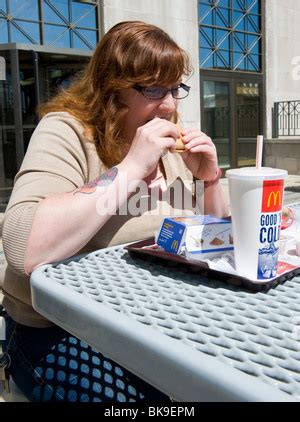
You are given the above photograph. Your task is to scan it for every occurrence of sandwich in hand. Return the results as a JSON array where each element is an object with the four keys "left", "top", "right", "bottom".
[{"left": 175, "top": 125, "right": 186, "bottom": 153}]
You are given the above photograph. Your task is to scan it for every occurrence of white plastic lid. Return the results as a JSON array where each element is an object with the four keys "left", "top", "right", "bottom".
[{"left": 225, "top": 167, "right": 288, "bottom": 180}]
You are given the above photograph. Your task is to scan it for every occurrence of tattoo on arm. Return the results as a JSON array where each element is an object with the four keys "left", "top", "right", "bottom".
[{"left": 73, "top": 167, "right": 118, "bottom": 195}]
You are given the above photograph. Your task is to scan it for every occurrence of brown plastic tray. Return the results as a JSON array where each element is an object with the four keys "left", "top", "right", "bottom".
[{"left": 125, "top": 237, "right": 300, "bottom": 292}]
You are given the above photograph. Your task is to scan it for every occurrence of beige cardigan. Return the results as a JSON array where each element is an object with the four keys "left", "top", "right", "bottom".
[{"left": 2, "top": 112, "right": 200, "bottom": 327}]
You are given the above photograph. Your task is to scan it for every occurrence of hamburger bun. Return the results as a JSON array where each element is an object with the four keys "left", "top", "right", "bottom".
[{"left": 175, "top": 125, "right": 185, "bottom": 153}]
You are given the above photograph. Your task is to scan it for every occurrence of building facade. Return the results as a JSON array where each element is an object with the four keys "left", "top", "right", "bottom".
[{"left": 0, "top": 0, "right": 299, "bottom": 209}]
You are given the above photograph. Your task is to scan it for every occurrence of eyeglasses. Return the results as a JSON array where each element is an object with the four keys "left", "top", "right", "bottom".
[{"left": 133, "top": 82, "right": 190, "bottom": 100}]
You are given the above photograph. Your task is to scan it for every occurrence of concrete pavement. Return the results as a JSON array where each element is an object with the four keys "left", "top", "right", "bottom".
[{"left": 280, "top": 174, "right": 300, "bottom": 204}]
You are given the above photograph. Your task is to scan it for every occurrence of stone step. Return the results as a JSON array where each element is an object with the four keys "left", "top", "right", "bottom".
[{"left": 0, "top": 380, "right": 29, "bottom": 402}]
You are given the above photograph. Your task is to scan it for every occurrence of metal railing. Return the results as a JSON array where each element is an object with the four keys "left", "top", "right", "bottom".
[{"left": 274, "top": 100, "right": 300, "bottom": 137}]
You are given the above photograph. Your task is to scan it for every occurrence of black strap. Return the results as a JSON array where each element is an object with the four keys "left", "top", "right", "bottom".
[{"left": 0, "top": 304, "right": 6, "bottom": 316}]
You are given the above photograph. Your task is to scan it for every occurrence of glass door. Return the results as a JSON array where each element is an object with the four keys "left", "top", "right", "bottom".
[
  {"left": 44, "top": 67, "right": 81, "bottom": 100},
  {"left": 236, "top": 81, "right": 261, "bottom": 167},
  {"left": 202, "top": 80, "right": 231, "bottom": 169},
  {"left": 201, "top": 72, "right": 263, "bottom": 169},
  {"left": 0, "top": 50, "right": 17, "bottom": 210}
]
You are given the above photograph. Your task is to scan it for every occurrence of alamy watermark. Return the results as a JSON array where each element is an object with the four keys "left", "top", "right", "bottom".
[
  {"left": 94, "top": 172, "right": 205, "bottom": 217},
  {"left": 291, "top": 56, "right": 300, "bottom": 81}
]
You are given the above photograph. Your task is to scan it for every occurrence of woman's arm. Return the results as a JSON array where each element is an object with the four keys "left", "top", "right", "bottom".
[
  {"left": 203, "top": 181, "right": 229, "bottom": 218},
  {"left": 24, "top": 161, "right": 144, "bottom": 274}
]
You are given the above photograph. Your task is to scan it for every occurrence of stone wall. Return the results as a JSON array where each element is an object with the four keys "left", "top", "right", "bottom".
[
  {"left": 264, "top": 138, "right": 300, "bottom": 174},
  {"left": 265, "top": 0, "right": 300, "bottom": 139}
]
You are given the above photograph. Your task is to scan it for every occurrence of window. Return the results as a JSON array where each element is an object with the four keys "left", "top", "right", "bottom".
[
  {"left": 0, "top": 0, "right": 99, "bottom": 50},
  {"left": 199, "top": 0, "right": 262, "bottom": 72},
  {"left": 43, "top": 0, "right": 98, "bottom": 49}
]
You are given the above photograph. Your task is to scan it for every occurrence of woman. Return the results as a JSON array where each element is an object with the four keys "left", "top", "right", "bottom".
[{"left": 2, "top": 21, "right": 228, "bottom": 402}]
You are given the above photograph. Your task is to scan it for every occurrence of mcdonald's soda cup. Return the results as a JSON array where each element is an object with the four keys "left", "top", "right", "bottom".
[{"left": 226, "top": 167, "right": 288, "bottom": 281}]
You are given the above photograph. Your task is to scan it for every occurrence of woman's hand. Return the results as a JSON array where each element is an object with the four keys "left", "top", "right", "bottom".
[
  {"left": 180, "top": 128, "right": 218, "bottom": 181},
  {"left": 122, "top": 118, "right": 178, "bottom": 179}
]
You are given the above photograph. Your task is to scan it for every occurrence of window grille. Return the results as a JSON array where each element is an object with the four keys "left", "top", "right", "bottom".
[
  {"left": 0, "top": 0, "right": 99, "bottom": 50},
  {"left": 199, "top": 0, "right": 262, "bottom": 72}
]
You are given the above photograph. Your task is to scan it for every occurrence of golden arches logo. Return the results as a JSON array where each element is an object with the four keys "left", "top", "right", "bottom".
[
  {"left": 267, "top": 190, "right": 282, "bottom": 208},
  {"left": 171, "top": 240, "right": 179, "bottom": 251},
  {"left": 262, "top": 180, "right": 284, "bottom": 212}
]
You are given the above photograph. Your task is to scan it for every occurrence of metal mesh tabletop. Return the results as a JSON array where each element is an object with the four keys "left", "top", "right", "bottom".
[{"left": 30, "top": 245, "right": 300, "bottom": 402}]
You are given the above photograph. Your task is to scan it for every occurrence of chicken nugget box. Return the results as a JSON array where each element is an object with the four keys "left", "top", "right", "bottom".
[{"left": 156, "top": 215, "right": 234, "bottom": 260}]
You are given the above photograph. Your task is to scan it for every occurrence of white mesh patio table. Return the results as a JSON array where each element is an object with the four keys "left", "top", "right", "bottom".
[{"left": 30, "top": 244, "right": 300, "bottom": 402}]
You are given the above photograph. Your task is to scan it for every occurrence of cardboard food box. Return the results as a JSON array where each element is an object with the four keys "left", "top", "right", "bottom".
[{"left": 156, "top": 215, "right": 234, "bottom": 260}]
